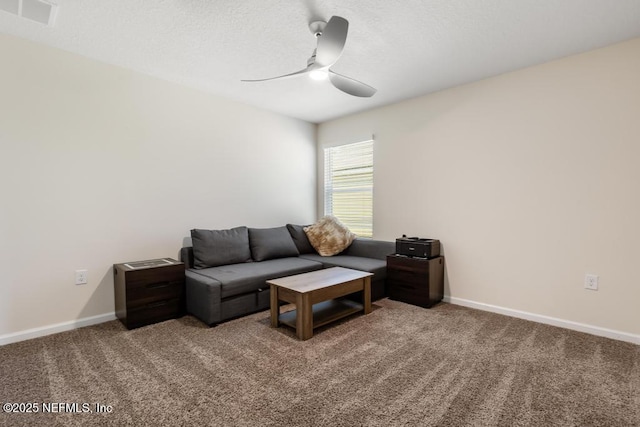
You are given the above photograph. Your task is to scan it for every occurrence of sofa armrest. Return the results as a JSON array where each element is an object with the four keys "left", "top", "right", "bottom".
[
  {"left": 343, "top": 238, "right": 395, "bottom": 260},
  {"left": 180, "top": 247, "right": 195, "bottom": 269},
  {"left": 185, "top": 270, "right": 222, "bottom": 325}
]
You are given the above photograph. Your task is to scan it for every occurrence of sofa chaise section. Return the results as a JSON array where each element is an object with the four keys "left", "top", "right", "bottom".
[{"left": 298, "top": 239, "right": 394, "bottom": 301}]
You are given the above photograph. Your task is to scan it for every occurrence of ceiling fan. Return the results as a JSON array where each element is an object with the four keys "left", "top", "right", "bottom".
[{"left": 242, "top": 16, "right": 376, "bottom": 97}]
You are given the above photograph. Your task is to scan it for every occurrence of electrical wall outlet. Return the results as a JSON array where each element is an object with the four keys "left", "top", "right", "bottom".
[
  {"left": 75, "top": 269, "right": 88, "bottom": 285},
  {"left": 584, "top": 274, "right": 598, "bottom": 291}
]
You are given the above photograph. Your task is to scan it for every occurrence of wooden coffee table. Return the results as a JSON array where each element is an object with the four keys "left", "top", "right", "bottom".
[{"left": 267, "top": 267, "right": 373, "bottom": 340}]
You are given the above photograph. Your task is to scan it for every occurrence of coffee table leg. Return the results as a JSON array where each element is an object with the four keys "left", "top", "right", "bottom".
[
  {"left": 363, "top": 276, "right": 372, "bottom": 314},
  {"left": 270, "top": 284, "right": 279, "bottom": 327},
  {"left": 296, "top": 293, "right": 313, "bottom": 340}
]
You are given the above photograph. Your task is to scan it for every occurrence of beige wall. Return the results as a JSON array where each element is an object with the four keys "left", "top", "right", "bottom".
[
  {"left": 318, "top": 38, "right": 640, "bottom": 338},
  {"left": 0, "top": 34, "right": 316, "bottom": 338}
]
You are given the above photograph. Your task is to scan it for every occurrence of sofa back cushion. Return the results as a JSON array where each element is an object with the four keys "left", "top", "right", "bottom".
[
  {"left": 249, "top": 226, "right": 300, "bottom": 261},
  {"left": 286, "top": 224, "right": 316, "bottom": 254},
  {"left": 191, "top": 227, "right": 252, "bottom": 269},
  {"left": 341, "top": 238, "right": 395, "bottom": 260}
]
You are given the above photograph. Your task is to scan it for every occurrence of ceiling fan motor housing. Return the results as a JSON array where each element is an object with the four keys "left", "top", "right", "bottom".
[{"left": 309, "top": 20, "right": 326, "bottom": 37}]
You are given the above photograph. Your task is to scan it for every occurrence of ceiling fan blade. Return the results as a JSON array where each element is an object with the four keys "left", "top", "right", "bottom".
[
  {"left": 328, "top": 70, "right": 377, "bottom": 97},
  {"left": 241, "top": 67, "right": 310, "bottom": 82},
  {"left": 315, "top": 16, "right": 349, "bottom": 67}
]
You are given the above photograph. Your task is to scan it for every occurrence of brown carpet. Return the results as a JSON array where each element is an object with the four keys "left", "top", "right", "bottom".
[{"left": 1, "top": 299, "right": 638, "bottom": 427}]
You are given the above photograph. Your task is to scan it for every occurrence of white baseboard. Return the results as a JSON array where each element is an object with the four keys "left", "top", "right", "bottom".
[
  {"left": 443, "top": 296, "right": 640, "bottom": 345},
  {"left": 0, "top": 312, "right": 116, "bottom": 346}
]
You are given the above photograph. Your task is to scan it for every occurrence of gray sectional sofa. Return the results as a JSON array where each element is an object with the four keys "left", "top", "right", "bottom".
[{"left": 180, "top": 224, "right": 394, "bottom": 326}]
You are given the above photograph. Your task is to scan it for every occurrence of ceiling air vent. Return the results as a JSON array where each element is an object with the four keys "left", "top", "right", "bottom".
[{"left": 0, "top": 0, "right": 58, "bottom": 26}]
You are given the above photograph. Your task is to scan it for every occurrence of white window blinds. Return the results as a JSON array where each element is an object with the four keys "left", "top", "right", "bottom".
[{"left": 324, "top": 140, "right": 374, "bottom": 238}]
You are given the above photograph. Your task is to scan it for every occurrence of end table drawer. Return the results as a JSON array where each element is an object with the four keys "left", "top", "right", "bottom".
[
  {"left": 387, "top": 269, "right": 425, "bottom": 286},
  {"left": 125, "top": 266, "right": 184, "bottom": 287},
  {"left": 126, "top": 298, "right": 184, "bottom": 328},
  {"left": 388, "top": 281, "right": 432, "bottom": 307},
  {"left": 126, "top": 279, "right": 184, "bottom": 308},
  {"left": 386, "top": 256, "right": 430, "bottom": 273},
  {"left": 388, "top": 279, "right": 428, "bottom": 296}
]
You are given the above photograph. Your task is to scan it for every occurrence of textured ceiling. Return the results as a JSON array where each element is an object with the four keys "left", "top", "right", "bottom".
[{"left": 2, "top": 0, "right": 640, "bottom": 123}]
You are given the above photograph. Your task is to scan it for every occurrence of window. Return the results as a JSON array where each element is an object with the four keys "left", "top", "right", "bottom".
[{"left": 324, "top": 140, "right": 374, "bottom": 237}]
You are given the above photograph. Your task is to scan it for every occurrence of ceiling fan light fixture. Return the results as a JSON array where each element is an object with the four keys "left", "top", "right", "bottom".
[{"left": 309, "top": 69, "right": 328, "bottom": 81}]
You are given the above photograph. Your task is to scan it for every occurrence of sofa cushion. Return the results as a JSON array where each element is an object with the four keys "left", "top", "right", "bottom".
[
  {"left": 298, "top": 254, "right": 388, "bottom": 281},
  {"left": 342, "top": 238, "right": 395, "bottom": 260},
  {"left": 191, "top": 227, "right": 252, "bottom": 269},
  {"left": 249, "top": 226, "right": 299, "bottom": 261},
  {"left": 194, "top": 258, "right": 324, "bottom": 299},
  {"left": 286, "top": 224, "right": 316, "bottom": 254},
  {"left": 304, "top": 216, "right": 356, "bottom": 256}
]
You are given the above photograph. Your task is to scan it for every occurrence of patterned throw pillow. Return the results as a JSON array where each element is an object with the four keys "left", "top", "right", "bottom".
[{"left": 304, "top": 216, "right": 356, "bottom": 256}]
